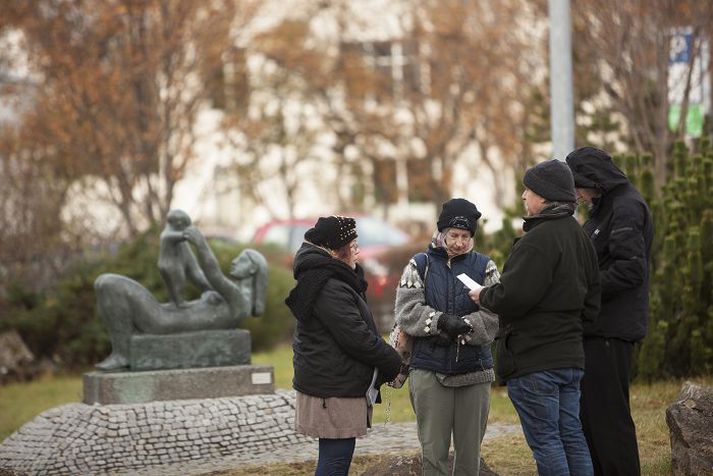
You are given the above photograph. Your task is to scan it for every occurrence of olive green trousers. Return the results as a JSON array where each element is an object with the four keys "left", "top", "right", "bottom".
[{"left": 409, "top": 369, "right": 491, "bottom": 476}]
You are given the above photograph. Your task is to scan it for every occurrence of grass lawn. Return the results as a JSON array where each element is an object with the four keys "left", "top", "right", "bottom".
[
  {"left": 2, "top": 343, "right": 711, "bottom": 475},
  {"left": 0, "top": 374, "right": 84, "bottom": 441}
]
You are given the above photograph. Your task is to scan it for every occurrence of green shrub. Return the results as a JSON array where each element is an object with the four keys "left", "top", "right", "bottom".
[
  {"left": 614, "top": 142, "right": 713, "bottom": 379},
  {"left": 241, "top": 264, "right": 295, "bottom": 353}
]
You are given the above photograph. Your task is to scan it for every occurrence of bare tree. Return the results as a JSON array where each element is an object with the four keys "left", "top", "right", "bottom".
[
  {"left": 323, "top": 0, "right": 542, "bottom": 209},
  {"left": 218, "top": 0, "right": 544, "bottom": 216},
  {"left": 0, "top": 112, "right": 77, "bottom": 288},
  {"left": 573, "top": 0, "right": 713, "bottom": 186},
  {"left": 322, "top": 0, "right": 542, "bottom": 209},
  {"left": 4, "top": 0, "right": 240, "bottom": 236},
  {"left": 220, "top": 18, "right": 326, "bottom": 220},
  {"left": 401, "top": 0, "right": 541, "bottom": 207}
]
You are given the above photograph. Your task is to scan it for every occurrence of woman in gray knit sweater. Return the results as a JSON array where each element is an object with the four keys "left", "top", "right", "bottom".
[{"left": 395, "top": 198, "right": 500, "bottom": 476}]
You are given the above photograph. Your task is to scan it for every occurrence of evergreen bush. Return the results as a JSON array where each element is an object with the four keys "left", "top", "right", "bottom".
[
  {"left": 470, "top": 147, "right": 713, "bottom": 381},
  {"left": 614, "top": 141, "right": 713, "bottom": 379}
]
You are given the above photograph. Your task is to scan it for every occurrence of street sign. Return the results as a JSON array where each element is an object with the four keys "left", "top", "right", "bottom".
[{"left": 668, "top": 27, "right": 710, "bottom": 139}]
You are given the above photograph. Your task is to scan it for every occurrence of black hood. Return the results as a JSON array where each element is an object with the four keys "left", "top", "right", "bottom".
[
  {"left": 286, "top": 243, "right": 367, "bottom": 322},
  {"left": 565, "top": 147, "right": 629, "bottom": 192},
  {"left": 292, "top": 242, "right": 330, "bottom": 278}
]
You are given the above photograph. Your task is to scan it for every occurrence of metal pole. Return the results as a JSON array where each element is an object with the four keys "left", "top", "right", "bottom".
[{"left": 548, "top": 0, "right": 575, "bottom": 160}]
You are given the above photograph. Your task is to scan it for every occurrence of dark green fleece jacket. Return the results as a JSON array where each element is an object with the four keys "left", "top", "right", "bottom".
[{"left": 480, "top": 206, "right": 601, "bottom": 383}]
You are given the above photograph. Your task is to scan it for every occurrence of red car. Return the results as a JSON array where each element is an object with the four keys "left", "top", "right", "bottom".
[{"left": 252, "top": 215, "right": 412, "bottom": 331}]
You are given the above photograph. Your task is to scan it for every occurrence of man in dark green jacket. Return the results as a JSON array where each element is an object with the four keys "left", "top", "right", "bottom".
[{"left": 470, "top": 159, "right": 601, "bottom": 476}]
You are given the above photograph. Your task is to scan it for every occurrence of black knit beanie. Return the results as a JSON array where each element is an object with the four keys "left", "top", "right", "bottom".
[
  {"left": 304, "top": 215, "right": 358, "bottom": 250},
  {"left": 436, "top": 198, "right": 481, "bottom": 235},
  {"left": 523, "top": 159, "right": 576, "bottom": 203}
]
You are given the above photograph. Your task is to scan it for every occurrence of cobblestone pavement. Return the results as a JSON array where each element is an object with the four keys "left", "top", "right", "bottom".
[
  {"left": 1, "top": 390, "right": 520, "bottom": 476},
  {"left": 127, "top": 421, "right": 520, "bottom": 475},
  {"left": 1, "top": 392, "right": 308, "bottom": 475}
]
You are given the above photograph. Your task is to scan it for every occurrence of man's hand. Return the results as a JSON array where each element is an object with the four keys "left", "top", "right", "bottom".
[
  {"left": 437, "top": 313, "right": 473, "bottom": 339},
  {"left": 469, "top": 286, "right": 482, "bottom": 303}
]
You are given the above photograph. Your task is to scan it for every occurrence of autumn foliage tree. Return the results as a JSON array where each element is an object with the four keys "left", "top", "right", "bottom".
[
  {"left": 0, "top": 113, "right": 77, "bottom": 289},
  {"left": 221, "top": 19, "right": 324, "bottom": 220},
  {"left": 322, "top": 0, "right": 544, "bottom": 209},
  {"left": 0, "top": 0, "right": 246, "bottom": 290},
  {"left": 2, "top": 0, "right": 239, "bottom": 237},
  {"left": 221, "top": 0, "right": 545, "bottom": 216},
  {"left": 396, "top": 0, "right": 542, "bottom": 207}
]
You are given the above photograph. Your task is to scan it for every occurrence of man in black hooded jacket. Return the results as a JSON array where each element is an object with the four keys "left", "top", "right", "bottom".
[{"left": 566, "top": 147, "right": 654, "bottom": 476}]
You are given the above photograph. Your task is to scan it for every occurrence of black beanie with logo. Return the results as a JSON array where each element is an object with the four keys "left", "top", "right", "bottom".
[{"left": 436, "top": 198, "right": 481, "bottom": 236}]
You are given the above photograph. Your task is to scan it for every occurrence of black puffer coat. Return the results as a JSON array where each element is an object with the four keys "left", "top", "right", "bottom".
[
  {"left": 288, "top": 243, "right": 401, "bottom": 398},
  {"left": 567, "top": 149, "right": 654, "bottom": 342}
]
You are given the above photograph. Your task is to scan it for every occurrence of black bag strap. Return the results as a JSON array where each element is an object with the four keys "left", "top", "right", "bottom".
[{"left": 413, "top": 252, "right": 429, "bottom": 285}]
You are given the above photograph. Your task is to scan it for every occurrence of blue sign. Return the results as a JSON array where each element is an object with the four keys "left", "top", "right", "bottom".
[{"left": 670, "top": 31, "right": 693, "bottom": 64}]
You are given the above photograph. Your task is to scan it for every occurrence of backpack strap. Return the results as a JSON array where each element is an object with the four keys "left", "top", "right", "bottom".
[
  {"left": 413, "top": 252, "right": 429, "bottom": 285},
  {"left": 472, "top": 252, "right": 490, "bottom": 284}
]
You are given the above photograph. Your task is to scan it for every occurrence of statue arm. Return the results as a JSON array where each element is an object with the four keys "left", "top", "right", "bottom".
[
  {"left": 183, "top": 227, "right": 249, "bottom": 318},
  {"left": 183, "top": 228, "right": 232, "bottom": 293},
  {"left": 160, "top": 229, "right": 186, "bottom": 243},
  {"left": 184, "top": 244, "right": 214, "bottom": 291}
]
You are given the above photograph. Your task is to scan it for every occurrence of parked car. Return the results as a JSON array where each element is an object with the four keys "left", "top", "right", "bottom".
[{"left": 252, "top": 215, "right": 414, "bottom": 331}]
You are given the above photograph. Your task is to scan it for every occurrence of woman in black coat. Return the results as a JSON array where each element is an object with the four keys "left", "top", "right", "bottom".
[{"left": 285, "top": 215, "right": 401, "bottom": 476}]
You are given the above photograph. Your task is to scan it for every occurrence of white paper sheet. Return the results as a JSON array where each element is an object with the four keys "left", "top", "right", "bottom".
[
  {"left": 366, "top": 368, "right": 379, "bottom": 407},
  {"left": 457, "top": 273, "right": 482, "bottom": 291}
]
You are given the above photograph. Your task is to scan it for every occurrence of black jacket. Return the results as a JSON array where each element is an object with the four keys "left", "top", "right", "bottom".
[
  {"left": 480, "top": 206, "right": 601, "bottom": 383},
  {"left": 567, "top": 155, "right": 654, "bottom": 342},
  {"left": 288, "top": 243, "right": 401, "bottom": 398}
]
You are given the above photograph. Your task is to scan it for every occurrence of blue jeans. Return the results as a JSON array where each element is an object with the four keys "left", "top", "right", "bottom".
[
  {"left": 316, "top": 438, "right": 356, "bottom": 476},
  {"left": 507, "top": 368, "right": 593, "bottom": 476}
]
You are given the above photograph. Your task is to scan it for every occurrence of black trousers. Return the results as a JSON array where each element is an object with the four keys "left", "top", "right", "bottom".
[{"left": 580, "top": 337, "right": 641, "bottom": 476}]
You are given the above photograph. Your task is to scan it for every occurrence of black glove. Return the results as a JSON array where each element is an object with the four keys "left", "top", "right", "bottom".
[
  {"left": 432, "top": 330, "right": 453, "bottom": 347},
  {"left": 437, "top": 313, "right": 472, "bottom": 339}
]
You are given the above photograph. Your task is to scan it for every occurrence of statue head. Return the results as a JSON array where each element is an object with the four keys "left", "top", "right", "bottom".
[
  {"left": 166, "top": 209, "right": 192, "bottom": 230},
  {"left": 230, "top": 249, "right": 268, "bottom": 316}
]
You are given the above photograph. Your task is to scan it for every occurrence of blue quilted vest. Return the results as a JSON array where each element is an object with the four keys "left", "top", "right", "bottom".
[{"left": 409, "top": 247, "right": 494, "bottom": 374}]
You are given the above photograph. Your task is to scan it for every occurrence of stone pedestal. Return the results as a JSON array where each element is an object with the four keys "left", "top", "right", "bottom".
[
  {"left": 129, "top": 329, "right": 250, "bottom": 371},
  {"left": 83, "top": 365, "right": 274, "bottom": 405}
]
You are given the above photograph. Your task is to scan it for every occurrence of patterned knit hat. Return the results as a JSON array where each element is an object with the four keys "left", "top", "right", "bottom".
[{"left": 304, "top": 215, "right": 358, "bottom": 250}]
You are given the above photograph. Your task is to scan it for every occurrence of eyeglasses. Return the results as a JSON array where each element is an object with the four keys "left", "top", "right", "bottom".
[{"left": 445, "top": 232, "right": 472, "bottom": 244}]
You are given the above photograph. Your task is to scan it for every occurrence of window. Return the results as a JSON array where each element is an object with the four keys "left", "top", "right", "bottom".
[
  {"left": 206, "top": 47, "right": 248, "bottom": 112},
  {"left": 339, "top": 39, "right": 422, "bottom": 101}
]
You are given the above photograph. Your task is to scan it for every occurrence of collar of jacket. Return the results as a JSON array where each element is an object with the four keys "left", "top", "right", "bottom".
[
  {"left": 285, "top": 243, "right": 368, "bottom": 322},
  {"left": 428, "top": 243, "right": 471, "bottom": 263},
  {"left": 522, "top": 203, "right": 575, "bottom": 232},
  {"left": 588, "top": 182, "right": 629, "bottom": 217}
]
